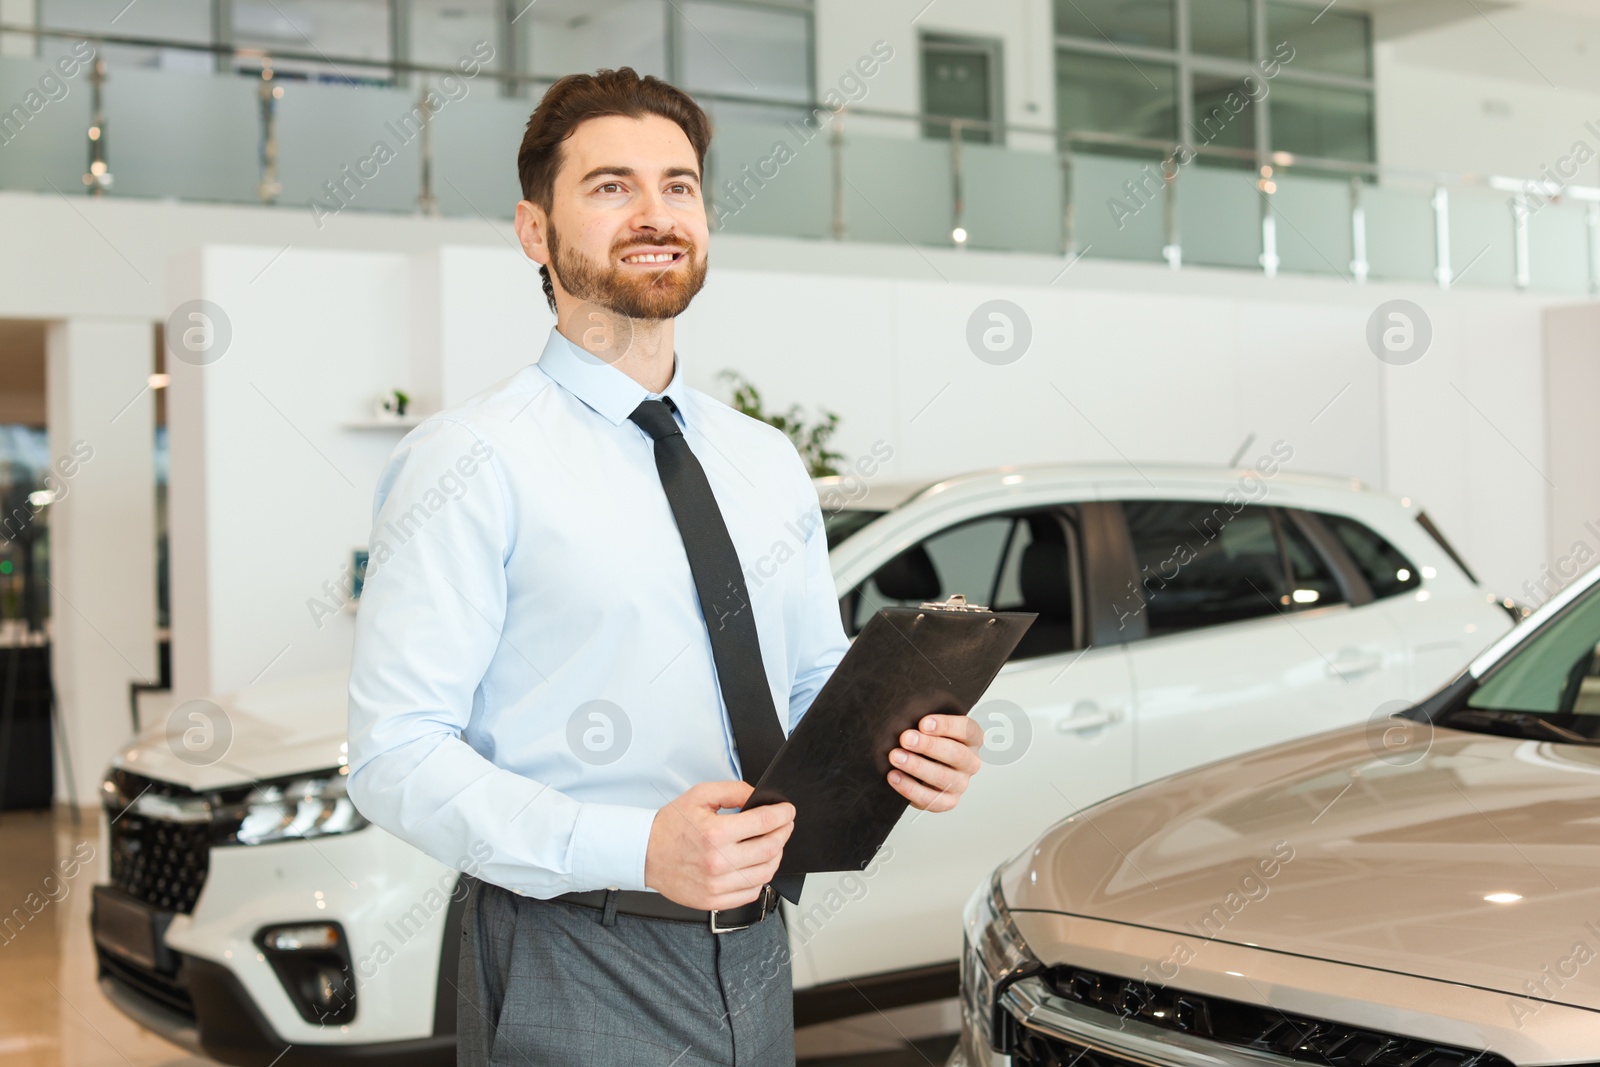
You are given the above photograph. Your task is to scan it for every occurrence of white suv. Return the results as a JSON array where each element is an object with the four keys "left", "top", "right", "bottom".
[{"left": 91, "top": 459, "right": 1515, "bottom": 1061}]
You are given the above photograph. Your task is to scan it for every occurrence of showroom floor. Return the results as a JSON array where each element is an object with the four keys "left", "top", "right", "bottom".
[{"left": 0, "top": 808, "right": 957, "bottom": 1067}]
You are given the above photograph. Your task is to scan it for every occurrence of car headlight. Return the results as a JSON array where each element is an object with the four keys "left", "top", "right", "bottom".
[
  {"left": 218, "top": 769, "right": 369, "bottom": 846},
  {"left": 961, "top": 868, "right": 1042, "bottom": 1059}
]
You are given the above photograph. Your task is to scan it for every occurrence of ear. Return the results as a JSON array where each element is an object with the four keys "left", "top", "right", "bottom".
[{"left": 513, "top": 200, "right": 550, "bottom": 267}]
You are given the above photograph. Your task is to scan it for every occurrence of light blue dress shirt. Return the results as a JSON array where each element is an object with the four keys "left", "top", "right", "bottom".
[{"left": 346, "top": 327, "right": 850, "bottom": 898}]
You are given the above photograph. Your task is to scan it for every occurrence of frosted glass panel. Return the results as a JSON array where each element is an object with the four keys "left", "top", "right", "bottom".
[
  {"left": 962, "top": 143, "right": 1061, "bottom": 254},
  {"left": 1181, "top": 162, "right": 1258, "bottom": 269},
  {"left": 842, "top": 133, "right": 953, "bottom": 247},
  {"left": 42, "top": 0, "right": 212, "bottom": 71},
  {"left": 1447, "top": 186, "right": 1514, "bottom": 290},
  {"left": 1273, "top": 172, "right": 1351, "bottom": 278},
  {"left": 233, "top": 0, "right": 393, "bottom": 82},
  {"left": 102, "top": 64, "right": 259, "bottom": 203},
  {"left": 431, "top": 92, "right": 532, "bottom": 220},
  {"left": 707, "top": 119, "right": 832, "bottom": 240},
  {"left": 1069, "top": 153, "right": 1165, "bottom": 262},
  {"left": 1363, "top": 183, "right": 1433, "bottom": 284},
  {"left": 407, "top": 0, "right": 500, "bottom": 70},
  {"left": 1528, "top": 201, "right": 1592, "bottom": 295},
  {"left": 274, "top": 80, "right": 422, "bottom": 214},
  {"left": 0, "top": 54, "right": 92, "bottom": 194}
]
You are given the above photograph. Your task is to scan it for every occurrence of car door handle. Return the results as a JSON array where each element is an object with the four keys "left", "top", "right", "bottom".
[
  {"left": 1055, "top": 702, "right": 1124, "bottom": 734},
  {"left": 1328, "top": 647, "right": 1383, "bottom": 679}
]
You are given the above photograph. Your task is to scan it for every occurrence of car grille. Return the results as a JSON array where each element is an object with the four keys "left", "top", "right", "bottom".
[
  {"left": 1009, "top": 965, "right": 1512, "bottom": 1067},
  {"left": 97, "top": 945, "right": 196, "bottom": 1021},
  {"left": 103, "top": 769, "right": 218, "bottom": 914}
]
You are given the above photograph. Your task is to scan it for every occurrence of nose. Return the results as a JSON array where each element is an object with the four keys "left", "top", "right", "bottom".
[{"left": 629, "top": 184, "right": 676, "bottom": 234}]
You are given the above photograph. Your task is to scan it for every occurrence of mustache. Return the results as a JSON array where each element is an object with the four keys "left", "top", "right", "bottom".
[{"left": 614, "top": 235, "right": 694, "bottom": 253}]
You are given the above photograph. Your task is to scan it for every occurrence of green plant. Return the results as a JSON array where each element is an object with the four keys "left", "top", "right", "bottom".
[{"left": 717, "top": 370, "right": 845, "bottom": 477}]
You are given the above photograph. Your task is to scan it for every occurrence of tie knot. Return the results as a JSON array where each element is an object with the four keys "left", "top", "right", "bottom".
[{"left": 629, "top": 398, "right": 681, "bottom": 442}]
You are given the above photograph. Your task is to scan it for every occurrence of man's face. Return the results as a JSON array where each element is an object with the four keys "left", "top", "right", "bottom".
[{"left": 519, "top": 113, "right": 709, "bottom": 322}]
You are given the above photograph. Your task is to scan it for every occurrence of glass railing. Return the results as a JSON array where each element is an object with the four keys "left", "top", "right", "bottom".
[{"left": 2, "top": 25, "right": 1596, "bottom": 295}]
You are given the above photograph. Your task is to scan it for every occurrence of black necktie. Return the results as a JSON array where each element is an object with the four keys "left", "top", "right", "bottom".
[{"left": 629, "top": 398, "right": 804, "bottom": 906}]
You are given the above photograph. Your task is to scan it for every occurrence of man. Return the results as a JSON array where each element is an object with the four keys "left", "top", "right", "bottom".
[{"left": 345, "top": 67, "right": 984, "bottom": 1066}]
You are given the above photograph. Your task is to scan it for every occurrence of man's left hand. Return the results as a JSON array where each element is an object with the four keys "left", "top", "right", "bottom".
[{"left": 887, "top": 714, "right": 984, "bottom": 813}]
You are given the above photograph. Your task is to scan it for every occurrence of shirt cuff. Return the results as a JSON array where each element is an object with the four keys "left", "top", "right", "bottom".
[{"left": 570, "top": 801, "right": 658, "bottom": 892}]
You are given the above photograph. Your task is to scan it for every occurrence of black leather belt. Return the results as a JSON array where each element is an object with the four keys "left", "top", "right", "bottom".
[{"left": 552, "top": 884, "right": 779, "bottom": 934}]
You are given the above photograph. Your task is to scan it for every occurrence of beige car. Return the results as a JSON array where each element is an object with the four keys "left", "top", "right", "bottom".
[{"left": 955, "top": 561, "right": 1600, "bottom": 1066}]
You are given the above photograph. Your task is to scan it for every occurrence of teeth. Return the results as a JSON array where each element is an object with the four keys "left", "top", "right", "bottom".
[{"left": 624, "top": 252, "right": 678, "bottom": 263}]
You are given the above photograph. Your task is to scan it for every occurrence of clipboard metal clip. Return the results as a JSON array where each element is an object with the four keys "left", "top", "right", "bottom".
[{"left": 918, "top": 593, "right": 991, "bottom": 612}]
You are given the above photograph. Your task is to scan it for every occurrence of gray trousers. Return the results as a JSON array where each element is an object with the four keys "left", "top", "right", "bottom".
[{"left": 457, "top": 877, "right": 796, "bottom": 1066}]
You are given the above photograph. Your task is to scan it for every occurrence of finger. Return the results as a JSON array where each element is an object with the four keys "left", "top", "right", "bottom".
[
  {"left": 889, "top": 746, "right": 971, "bottom": 794},
  {"left": 720, "top": 800, "right": 795, "bottom": 841},
  {"left": 888, "top": 767, "right": 959, "bottom": 812},
  {"left": 720, "top": 850, "right": 782, "bottom": 893},
  {"left": 917, "top": 714, "right": 982, "bottom": 746},
  {"left": 692, "top": 779, "right": 755, "bottom": 811},
  {"left": 900, "top": 730, "right": 981, "bottom": 774},
  {"left": 715, "top": 819, "right": 792, "bottom": 871},
  {"left": 707, "top": 880, "right": 770, "bottom": 911}
]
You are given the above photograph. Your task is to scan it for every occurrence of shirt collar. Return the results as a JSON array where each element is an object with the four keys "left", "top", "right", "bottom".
[{"left": 537, "top": 326, "right": 692, "bottom": 427}]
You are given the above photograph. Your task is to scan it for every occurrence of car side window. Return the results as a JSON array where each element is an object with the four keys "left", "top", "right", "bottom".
[
  {"left": 1318, "top": 512, "right": 1421, "bottom": 599},
  {"left": 842, "top": 510, "right": 1082, "bottom": 659},
  {"left": 1122, "top": 500, "right": 1286, "bottom": 637},
  {"left": 1278, "top": 512, "right": 1347, "bottom": 609}
]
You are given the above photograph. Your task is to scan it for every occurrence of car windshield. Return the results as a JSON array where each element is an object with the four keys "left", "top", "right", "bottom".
[
  {"left": 824, "top": 508, "right": 885, "bottom": 550},
  {"left": 1445, "top": 584, "right": 1600, "bottom": 744}
]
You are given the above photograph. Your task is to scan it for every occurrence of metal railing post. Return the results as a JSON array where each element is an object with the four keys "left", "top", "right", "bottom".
[
  {"left": 829, "top": 113, "right": 845, "bottom": 241},
  {"left": 1511, "top": 193, "right": 1530, "bottom": 290},
  {"left": 417, "top": 79, "right": 437, "bottom": 216},
  {"left": 1161, "top": 149, "right": 1180, "bottom": 269},
  {"left": 1059, "top": 143, "right": 1076, "bottom": 257},
  {"left": 1432, "top": 184, "right": 1452, "bottom": 288},
  {"left": 256, "top": 66, "right": 282, "bottom": 204},
  {"left": 950, "top": 119, "right": 966, "bottom": 247},
  {"left": 1349, "top": 175, "right": 1369, "bottom": 283},
  {"left": 1258, "top": 166, "right": 1279, "bottom": 278},
  {"left": 83, "top": 58, "right": 110, "bottom": 195}
]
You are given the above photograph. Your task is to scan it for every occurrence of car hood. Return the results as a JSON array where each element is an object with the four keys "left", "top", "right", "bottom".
[
  {"left": 1001, "top": 722, "right": 1600, "bottom": 1012},
  {"left": 113, "top": 669, "right": 351, "bottom": 791}
]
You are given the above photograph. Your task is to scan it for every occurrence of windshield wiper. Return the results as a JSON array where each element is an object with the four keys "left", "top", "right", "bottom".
[{"left": 1442, "top": 708, "right": 1596, "bottom": 745}]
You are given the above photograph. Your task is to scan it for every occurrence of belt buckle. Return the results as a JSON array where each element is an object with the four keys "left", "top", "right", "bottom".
[{"left": 709, "top": 884, "right": 775, "bottom": 935}]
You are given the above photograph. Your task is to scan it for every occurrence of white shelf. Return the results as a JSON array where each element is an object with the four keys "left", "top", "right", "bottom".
[{"left": 342, "top": 416, "right": 426, "bottom": 430}]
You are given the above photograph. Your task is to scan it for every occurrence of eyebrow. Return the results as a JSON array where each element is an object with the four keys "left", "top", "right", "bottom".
[{"left": 578, "top": 165, "right": 702, "bottom": 185}]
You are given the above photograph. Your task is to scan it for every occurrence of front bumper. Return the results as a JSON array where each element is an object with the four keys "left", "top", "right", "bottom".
[
  {"left": 93, "top": 799, "right": 470, "bottom": 1067},
  {"left": 958, "top": 909, "right": 1600, "bottom": 1066},
  {"left": 97, "top": 943, "right": 453, "bottom": 1067}
]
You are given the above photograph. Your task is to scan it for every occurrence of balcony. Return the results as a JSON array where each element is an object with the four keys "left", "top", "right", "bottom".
[{"left": 1, "top": 25, "right": 1595, "bottom": 295}]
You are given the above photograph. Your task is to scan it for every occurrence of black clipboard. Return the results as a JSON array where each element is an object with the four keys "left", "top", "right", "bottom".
[{"left": 746, "top": 595, "right": 1035, "bottom": 875}]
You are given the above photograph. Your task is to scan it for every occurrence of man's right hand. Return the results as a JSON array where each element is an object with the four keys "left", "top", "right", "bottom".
[{"left": 644, "top": 781, "right": 794, "bottom": 911}]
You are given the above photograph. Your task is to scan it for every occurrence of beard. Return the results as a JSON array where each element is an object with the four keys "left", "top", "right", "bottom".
[{"left": 547, "top": 224, "right": 708, "bottom": 321}]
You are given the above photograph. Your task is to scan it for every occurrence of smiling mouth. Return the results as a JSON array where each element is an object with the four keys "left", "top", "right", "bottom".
[{"left": 620, "top": 249, "right": 685, "bottom": 266}]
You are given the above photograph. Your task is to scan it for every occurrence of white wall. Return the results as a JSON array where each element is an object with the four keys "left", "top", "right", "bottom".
[
  {"left": 0, "top": 188, "right": 1578, "bottom": 707},
  {"left": 167, "top": 246, "right": 417, "bottom": 702},
  {"left": 1375, "top": 4, "right": 1600, "bottom": 181},
  {"left": 814, "top": 0, "right": 1057, "bottom": 147}
]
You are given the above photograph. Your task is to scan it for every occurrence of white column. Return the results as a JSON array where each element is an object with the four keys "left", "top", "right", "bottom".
[
  {"left": 1543, "top": 303, "right": 1600, "bottom": 602},
  {"left": 45, "top": 317, "right": 158, "bottom": 807}
]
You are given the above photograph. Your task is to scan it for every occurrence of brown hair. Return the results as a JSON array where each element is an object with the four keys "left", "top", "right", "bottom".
[{"left": 517, "top": 67, "right": 712, "bottom": 313}]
